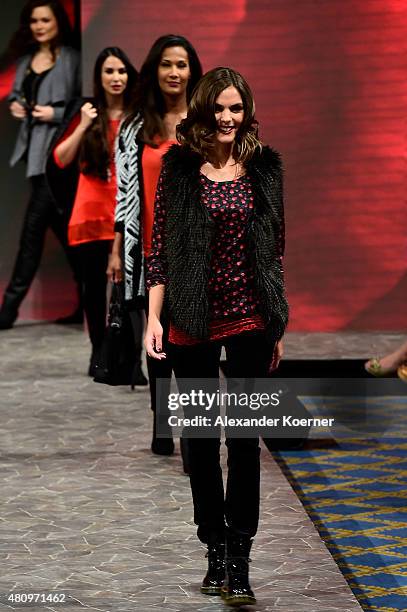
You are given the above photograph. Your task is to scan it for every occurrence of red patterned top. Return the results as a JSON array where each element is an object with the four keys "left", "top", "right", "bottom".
[{"left": 146, "top": 172, "right": 265, "bottom": 344}]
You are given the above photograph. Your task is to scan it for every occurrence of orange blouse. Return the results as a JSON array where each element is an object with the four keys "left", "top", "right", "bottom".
[{"left": 54, "top": 116, "right": 121, "bottom": 246}]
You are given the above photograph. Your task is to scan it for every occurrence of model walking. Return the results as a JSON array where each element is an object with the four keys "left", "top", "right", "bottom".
[
  {"left": 108, "top": 35, "right": 202, "bottom": 454},
  {"left": 52, "top": 47, "right": 138, "bottom": 374},
  {"left": 145, "top": 67, "right": 289, "bottom": 605},
  {"left": 0, "top": 0, "right": 82, "bottom": 329}
]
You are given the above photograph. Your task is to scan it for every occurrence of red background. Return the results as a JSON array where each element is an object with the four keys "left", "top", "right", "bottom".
[{"left": 1, "top": 0, "right": 406, "bottom": 330}]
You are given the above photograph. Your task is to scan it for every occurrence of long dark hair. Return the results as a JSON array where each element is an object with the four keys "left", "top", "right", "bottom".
[
  {"left": 127, "top": 34, "right": 202, "bottom": 145},
  {"left": 177, "top": 67, "right": 262, "bottom": 165},
  {"left": 80, "top": 47, "right": 138, "bottom": 181},
  {"left": 5, "top": 0, "right": 74, "bottom": 62}
]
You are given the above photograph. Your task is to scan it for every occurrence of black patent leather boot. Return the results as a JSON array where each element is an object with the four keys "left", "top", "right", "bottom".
[
  {"left": 200, "top": 542, "right": 225, "bottom": 595},
  {"left": 221, "top": 532, "right": 256, "bottom": 606}
]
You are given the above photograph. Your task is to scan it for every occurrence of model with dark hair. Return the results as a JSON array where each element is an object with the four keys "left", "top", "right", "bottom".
[
  {"left": 53, "top": 47, "right": 138, "bottom": 374},
  {"left": 0, "top": 0, "right": 81, "bottom": 330},
  {"left": 5, "top": 0, "right": 75, "bottom": 62},
  {"left": 145, "top": 67, "right": 289, "bottom": 606},
  {"left": 107, "top": 34, "right": 203, "bottom": 455}
]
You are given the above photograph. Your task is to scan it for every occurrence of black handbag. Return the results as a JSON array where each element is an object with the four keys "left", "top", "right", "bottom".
[{"left": 93, "top": 283, "right": 139, "bottom": 387}]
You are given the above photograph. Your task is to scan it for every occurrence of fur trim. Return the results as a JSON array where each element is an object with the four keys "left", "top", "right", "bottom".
[{"left": 160, "top": 145, "right": 289, "bottom": 344}]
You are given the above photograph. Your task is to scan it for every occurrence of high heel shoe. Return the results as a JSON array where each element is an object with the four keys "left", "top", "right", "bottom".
[
  {"left": 151, "top": 415, "right": 174, "bottom": 456},
  {"left": 0, "top": 304, "right": 17, "bottom": 330},
  {"left": 180, "top": 437, "right": 190, "bottom": 474},
  {"left": 365, "top": 358, "right": 396, "bottom": 377},
  {"left": 397, "top": 363, "right": 407, "bottom": 382}
]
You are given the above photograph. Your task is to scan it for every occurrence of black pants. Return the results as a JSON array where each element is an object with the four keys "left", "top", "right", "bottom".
[
  {"left": 128, "top": 308, "right": 144, "bottom": 373},
  {"left": 75, "top": 240, "right": 110, "bottom": 352},
  {"left": 2, "top": 175, "right": 82, "bottom": 314},
  {"left": 170, "top": 330, "right": 271, "bottom": 544},
  {"left": 145, "top": 294, "right": 173, "bottom": 419}
]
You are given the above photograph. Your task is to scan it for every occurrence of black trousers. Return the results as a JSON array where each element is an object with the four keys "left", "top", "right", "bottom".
[
  {"left": 75, "top": 240, "right": 110, "bottom": 352},
  {"left": 145, "top": 294, "right": 173, "bottom": 419},
  {"left": 2, "top": 175, "right": 82, "bottom": 314},
  {"left": 170, "top": 330, "right": 271, "bottom": 544}
]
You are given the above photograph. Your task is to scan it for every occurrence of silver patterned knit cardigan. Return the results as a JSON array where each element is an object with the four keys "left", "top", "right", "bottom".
[{"left": 114, "top": 115, "right": 145, "bottom": 302}]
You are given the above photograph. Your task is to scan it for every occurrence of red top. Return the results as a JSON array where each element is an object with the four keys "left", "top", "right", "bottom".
[
  {"left": 53, "top": 116, "right": 121, "bottom": 246},
  {"left": 146, "top": 172, "right": 265, "bottom": 345},
  {"left": 141, "top": 139, "right": 177, "bottom": 257}
]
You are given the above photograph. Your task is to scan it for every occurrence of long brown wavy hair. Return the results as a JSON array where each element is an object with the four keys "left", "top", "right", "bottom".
[
  {"left": 177, "top": 67, "right": 262, "bottom": 165},
  {"left": 79, "top": 47, "right": 138, "bottom": 181}
]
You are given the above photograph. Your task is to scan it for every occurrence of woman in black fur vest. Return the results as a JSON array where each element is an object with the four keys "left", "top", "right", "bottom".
[{"left": 145, "top": 67, "right": 289, "bottom": 607}]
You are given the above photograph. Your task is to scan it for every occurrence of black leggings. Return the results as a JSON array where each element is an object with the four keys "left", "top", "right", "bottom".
[
  {"left": 2, "top": 175, "right": 81, "bottom": 313},
  {"left": 145, "top": 294, "right": 173, "bottom": 417},
  {"left": 75, "top": 240, "right": 110, "bottom": 352},
  {"left": 170, "top": 330, "right": 271, "bottom": 544}
]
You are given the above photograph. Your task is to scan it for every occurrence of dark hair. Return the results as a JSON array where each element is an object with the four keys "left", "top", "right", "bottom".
[
  {"left": 5, "top": 0, "right": 74, "bottom": 62},
  {"left": 177, "top": 67, "right": 262, "bottom": 164},
  {"left": 127, "top": 34, "right": 202, "bottom": 145},
  {"left": 80, "top": 47, "right": 139, "bottom": 181}
]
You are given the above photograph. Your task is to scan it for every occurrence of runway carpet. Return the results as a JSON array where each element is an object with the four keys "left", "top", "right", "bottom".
[{"left": 275, "top": 400, "right": 407, "bottom": 612}]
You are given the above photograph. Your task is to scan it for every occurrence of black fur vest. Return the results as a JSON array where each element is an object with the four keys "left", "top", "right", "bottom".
[{"left": 161, "top": 144, "right": 289, "bottom": 347}]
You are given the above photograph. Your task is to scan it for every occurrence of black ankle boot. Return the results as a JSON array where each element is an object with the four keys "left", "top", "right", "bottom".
[
  {"left": 0, "top": 304, "right": 18, "bottom": 330},
  {"left": 221, "top": 532, "right": 256, "bottom": 606},
  {"left": 201, "top": 542, "right": 225, "bottom": 595}
]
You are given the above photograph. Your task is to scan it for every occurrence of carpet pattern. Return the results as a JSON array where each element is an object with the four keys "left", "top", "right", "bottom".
[{"left": 276, "top": 398, "right": 407, "bottom": 611}]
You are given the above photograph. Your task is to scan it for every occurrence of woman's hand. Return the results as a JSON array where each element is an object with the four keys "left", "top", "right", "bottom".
[
  {"left": 144, "top": 317, "right": 166, "bottom": 360},
  {"left": 106, "top": 253, "right": 122, "bottom": 283},
  {"left": 32, "top": 105, "right": 55, "bottom": 122},
  {"left": 54, "top": 104, "right": 97, "bottom": 167},
  {"left": 79, "top": 102, "right": 98, "bottom": 130},
  {"left": 9, "top": 100, "right": 27, "bottom": 120},
  {"left": 269, "top": 339, "right": 284, "bottom": 372}
]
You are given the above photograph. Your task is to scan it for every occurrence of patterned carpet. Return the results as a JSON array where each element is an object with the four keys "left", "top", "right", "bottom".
[{"left": 275, "top": 398, "right": 407, "bottom": 612}]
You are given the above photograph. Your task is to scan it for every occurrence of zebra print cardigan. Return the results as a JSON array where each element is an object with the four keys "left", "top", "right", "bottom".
[{"left": 114, "top": 116, "right": 145, "bottom": 304}]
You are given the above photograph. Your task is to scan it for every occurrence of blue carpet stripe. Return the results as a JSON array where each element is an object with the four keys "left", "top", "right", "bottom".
[{"left": 276, "top": 422, "right": 407, "bottom": 611}]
